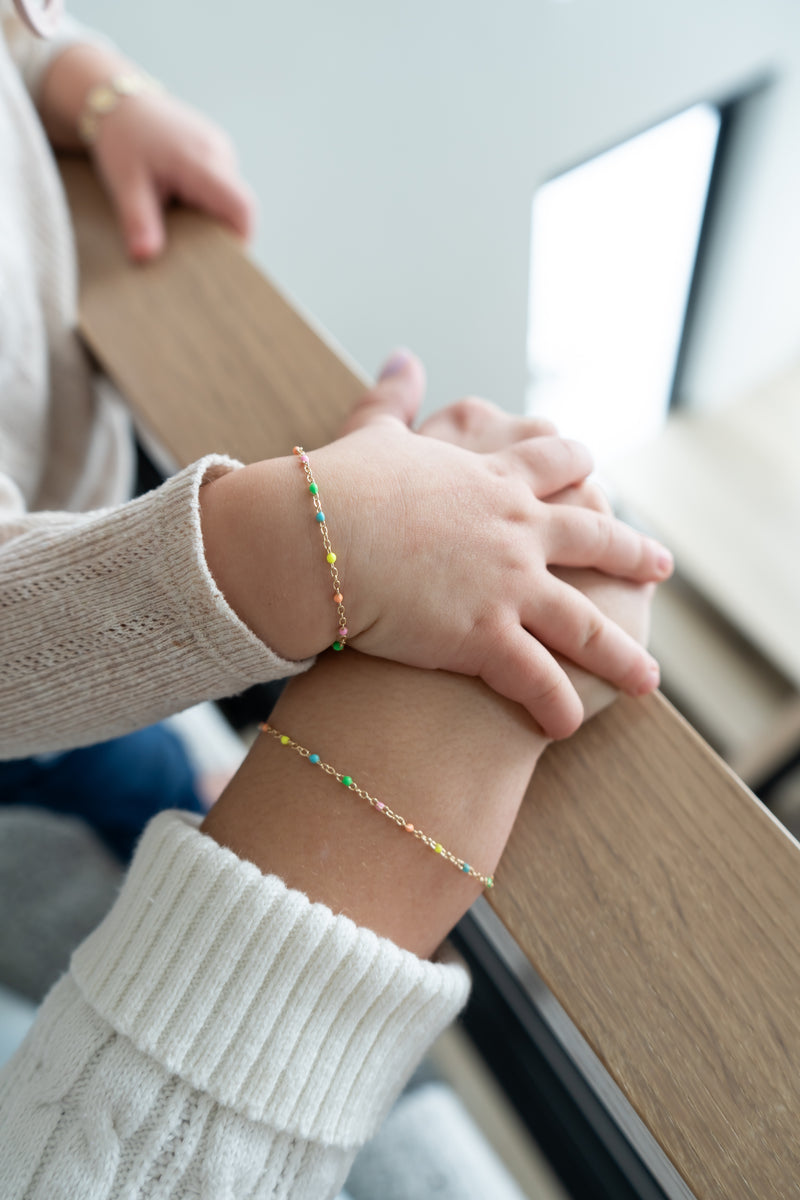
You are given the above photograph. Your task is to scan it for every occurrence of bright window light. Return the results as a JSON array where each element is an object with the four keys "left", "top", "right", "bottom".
[{"left": 527, "top": 103, "right": 721, "bottom": 465}]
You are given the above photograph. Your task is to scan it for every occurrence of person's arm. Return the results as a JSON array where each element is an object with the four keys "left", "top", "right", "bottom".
[
  {"left": 203, "top": 649, "right": 547, "bottom": 958},
  {"left": 0, "top": 475, "right": 650, "bottom": 1200},
  {"left": 0, "top": 455, "right": 315, "bottom": 757},
  {"left": 1, "top": 358, "right": 667, "bottom": 756},
  {"left": 36, "top": 37, "right": 254, "bottom": 259},
  {"left": 201, "top": 568, "right": 645, "bottom": 959}
]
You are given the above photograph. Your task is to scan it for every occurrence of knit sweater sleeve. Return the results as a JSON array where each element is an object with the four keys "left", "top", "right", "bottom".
[
  {"left": 1, "top": 2, "right": 112, "bottom": 98},
  {"left": 0, "top": 810, "right": 470, "bottom": 1199},
  {"left": 0, "top": 456, "right": 314, "bottom": 757}
]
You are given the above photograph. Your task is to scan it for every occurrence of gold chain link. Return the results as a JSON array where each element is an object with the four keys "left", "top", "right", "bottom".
[
  {"left": 260, "top": 723, "right": 495, "bottom": 890},
  {"left": 293, "top": 447, "right": 349, "bottom": 650}
]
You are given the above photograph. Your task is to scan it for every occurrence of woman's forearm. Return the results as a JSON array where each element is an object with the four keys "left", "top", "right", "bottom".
[{"left": 202, "top": 650, "right": 549, "bottom": 958}]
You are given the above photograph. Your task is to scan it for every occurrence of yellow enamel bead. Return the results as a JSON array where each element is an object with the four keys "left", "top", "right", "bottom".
[
  {"left": 280, "top": 735, "right": 290, "bottom": 745},
  {"left": 326, "top": 552, "right": 336, "bottom": 564}
]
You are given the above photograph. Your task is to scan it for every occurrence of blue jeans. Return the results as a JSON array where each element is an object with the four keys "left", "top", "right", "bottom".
[{"left": 0, "top": 724, "right": 203, "bottom": 863}]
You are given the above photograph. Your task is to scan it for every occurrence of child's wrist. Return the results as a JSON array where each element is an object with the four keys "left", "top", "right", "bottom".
[{"left": 198, "top": 457, "right": 346, "bottom": 662}]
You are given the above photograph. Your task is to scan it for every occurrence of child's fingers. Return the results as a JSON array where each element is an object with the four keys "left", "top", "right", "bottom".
[
  {"left": 507, "top": 436, "right": 594, "bottom": 498},
  {"left": 337, "top": 350, "right": 427, "bottom": 436},
  {"left": 547, "top": 506, "right": 673, "bottom": 582},
  {"left": 109, "top": 169, "right": 165, "bottom": 261},
  {"left": 526, "top": 581, "right": 660, "bottom": 697},
  {"left": 477, "top": 623, "right": 584, "bottom": 739}
]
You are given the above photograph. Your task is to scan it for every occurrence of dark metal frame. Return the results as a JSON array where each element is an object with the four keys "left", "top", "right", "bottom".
[
  {"left": 452, "top": 904, "right": 694, "bottom": 1200},
  {"left": 669, "top": 79, "right": 772, "bottom": 410}
]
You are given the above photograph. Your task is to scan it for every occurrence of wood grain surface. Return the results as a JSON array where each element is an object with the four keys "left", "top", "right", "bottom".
[
  {"left": 63, "top": 157, "right": 367, "bottom": 465},
  {"left": 62, "top": 158, "right": 800, "bottom": 1200}
]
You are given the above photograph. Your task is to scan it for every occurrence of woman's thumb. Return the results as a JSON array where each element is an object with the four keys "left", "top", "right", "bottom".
[
  {"left": 338, "top": 349, "right": 426, "bottom": 435},
  {"left": 111, "top": 169, "right": 165, "bottom": 261}
]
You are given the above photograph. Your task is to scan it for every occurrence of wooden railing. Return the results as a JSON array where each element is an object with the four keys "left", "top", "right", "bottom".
[{"left": 62, "top": 157, "right": 800, "bottom": 1200}]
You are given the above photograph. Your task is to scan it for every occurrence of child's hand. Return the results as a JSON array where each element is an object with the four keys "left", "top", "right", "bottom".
[
  {"left": 90, "top": 88, "right": 255, "bottom": 261},
  {"left": 317, "top": 352, "right": 672, "bottom": 739}
]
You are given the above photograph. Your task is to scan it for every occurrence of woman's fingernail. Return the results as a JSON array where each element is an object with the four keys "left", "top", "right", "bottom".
[
  {"left": 656, "top": 549, "right": 674, "bottom": 575},
  {"left": 378, "top": 349, "right": 412, "bottom": 380},
  {"left": 635, "top": 659, "right": 660, "bottom": 695}
]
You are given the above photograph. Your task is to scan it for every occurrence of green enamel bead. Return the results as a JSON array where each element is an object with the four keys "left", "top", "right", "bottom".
[
  {"left": 309, "top": 482, "right": 319, "bottom": 494},
  {"left": 342, "top": 775, "right": 353, "bottom": 787},
  {"left": 332, "top": 641, "right": 344, "bottom": 651}
]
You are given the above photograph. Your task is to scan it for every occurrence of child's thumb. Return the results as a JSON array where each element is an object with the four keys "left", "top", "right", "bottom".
[{"left": 338, "top": 349, "right": 426, "bottom": 435}]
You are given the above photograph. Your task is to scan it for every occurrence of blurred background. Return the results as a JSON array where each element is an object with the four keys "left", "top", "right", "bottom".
[{"left": 70, "top": 0, "right": 800, "bottom": 439}]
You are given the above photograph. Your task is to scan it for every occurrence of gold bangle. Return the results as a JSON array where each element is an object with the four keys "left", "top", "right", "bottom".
[{"left": 78, "top": 71, "right": 164, "bottom": 146}]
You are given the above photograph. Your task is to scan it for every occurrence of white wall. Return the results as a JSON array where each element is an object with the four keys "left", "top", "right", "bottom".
[{"left": 69, "top": 0, "right": 800, "bottom": 418}]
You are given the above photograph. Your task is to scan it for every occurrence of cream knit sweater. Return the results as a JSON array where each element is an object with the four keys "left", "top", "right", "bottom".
[{"left": 0, "top": 9, "right": 470, "bottom": 1196}]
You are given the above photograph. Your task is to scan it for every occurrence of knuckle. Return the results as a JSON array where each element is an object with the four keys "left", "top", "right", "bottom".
[
  {"left": 449, "top": 396, "right": 498, "bottom": 432},
  {"left": 581, "top": 612, "right": 606, "bottom": 653},
  {"left": 579, "top": 480, "right": 611, "bottom": 514},
  {"left": 595, "top": 511, "right": 615, "bottom": 554},
  {"left": 189, "top": 125, "right": 231, "bottom": 163},
  {"left": 526, "top": 416, "right": 559, "bottom": 437}
]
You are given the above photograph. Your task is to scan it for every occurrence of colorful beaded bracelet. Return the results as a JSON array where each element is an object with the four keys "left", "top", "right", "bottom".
[
  {"left": 260, "top": 722, "right": 495, "bottom": 889},
  {"left": 293, "top": 446, "right": 349, "bottom": 651}
]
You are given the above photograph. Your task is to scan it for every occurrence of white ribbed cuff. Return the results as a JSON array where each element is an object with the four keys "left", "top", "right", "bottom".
[{"left": 71, "top": 812, "right": 470, "bottom": 1146}]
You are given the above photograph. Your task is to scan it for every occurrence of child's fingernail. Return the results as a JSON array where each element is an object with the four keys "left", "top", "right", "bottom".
[
  {"left": 656, "top": 548, "right": 674, "bottom": 575},
  {"left": 378, "top": 349, "right": 412, "bottom": 380}
]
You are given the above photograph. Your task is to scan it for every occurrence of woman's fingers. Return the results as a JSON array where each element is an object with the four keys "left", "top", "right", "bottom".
[
  {"left": 525, "top": 579, "right": 660, "bottom": 697},
  {"left": 106, "top": 167, "right": 165, "bottom": 261},
  {"left": 418, "top": 397, "right": 558, "bottom": 451},
  {"left": 176, "top": 157, "right": 256, "bottom": 240},
  {"left": 337, "top": 350, "right": 427, "bottom": 436},
  {"left": 545, "top": 478, "right": 613, "bottom": 515},
  {"left": 547, "top": 504, "right": 673, "bottom": 582}
]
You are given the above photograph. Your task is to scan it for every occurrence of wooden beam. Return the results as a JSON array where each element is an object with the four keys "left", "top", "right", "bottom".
[{"left": 62, "top": 157, "right": 800, "bottom": 1200}]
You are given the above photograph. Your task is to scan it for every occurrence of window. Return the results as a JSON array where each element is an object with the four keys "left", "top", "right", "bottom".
[{"left": 526, "top": 104, "right": 721, "bottom": 464}]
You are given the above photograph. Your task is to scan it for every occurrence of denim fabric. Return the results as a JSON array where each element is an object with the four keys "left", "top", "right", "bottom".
[{"left": 0, "top": 724, "right": 203, "bottom": 862}]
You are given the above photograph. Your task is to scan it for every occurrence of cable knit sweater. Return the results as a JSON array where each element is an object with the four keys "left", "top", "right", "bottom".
[{"left": 0, "top": 9, "right": 470, "bottom": 1196}]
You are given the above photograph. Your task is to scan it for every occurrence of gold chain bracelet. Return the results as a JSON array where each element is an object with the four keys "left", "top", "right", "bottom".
[
  {"left": 260, "top": 723, "right": 495, "bottom": 889},
  {"left": 293, "top": 447, "right": 349, "bottom": 651}
]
